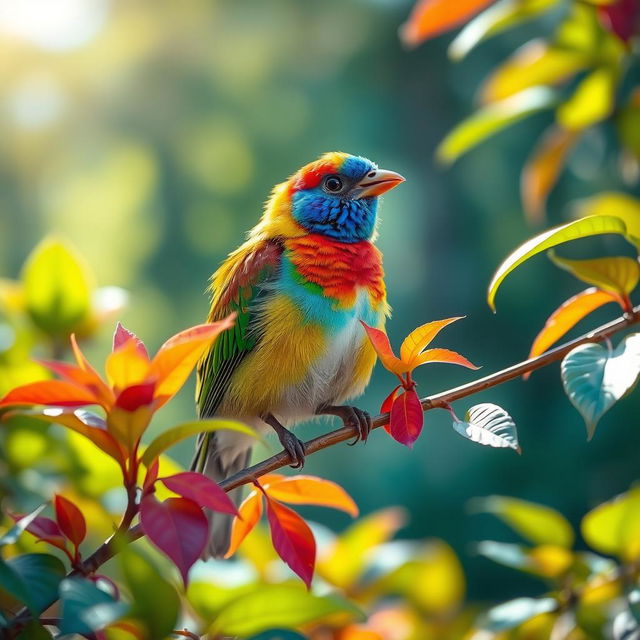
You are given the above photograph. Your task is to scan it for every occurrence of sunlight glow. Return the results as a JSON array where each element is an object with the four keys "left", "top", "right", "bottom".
[{"left": 0, "top": 0, "right": 109, "bottom": 51}]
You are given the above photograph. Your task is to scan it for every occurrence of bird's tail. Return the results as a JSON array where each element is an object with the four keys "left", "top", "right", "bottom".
[{"left": 191, "top": 432, "right": 252, "bottom": 559}]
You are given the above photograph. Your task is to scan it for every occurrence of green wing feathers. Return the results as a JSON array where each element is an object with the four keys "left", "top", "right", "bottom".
[{"left": 196, "top": 238, "right": 283, "bottom": 418}]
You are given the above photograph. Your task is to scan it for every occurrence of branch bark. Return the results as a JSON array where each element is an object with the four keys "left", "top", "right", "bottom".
[{"left": 9, "top": 304, "right": 640, "bottom": 632}]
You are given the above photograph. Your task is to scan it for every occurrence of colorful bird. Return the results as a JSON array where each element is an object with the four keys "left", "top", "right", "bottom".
[{"left": 193, "top": 151, "right": 404, "bottom": 557}]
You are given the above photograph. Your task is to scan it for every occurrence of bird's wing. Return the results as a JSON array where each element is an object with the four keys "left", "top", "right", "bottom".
[{"left": 196, "top": 237, "right": 283, "bottom": 417}]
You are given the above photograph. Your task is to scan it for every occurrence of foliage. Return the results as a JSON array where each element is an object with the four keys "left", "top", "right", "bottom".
[{"left": 402, "top": 0, "right": 640, "bottom": 224}]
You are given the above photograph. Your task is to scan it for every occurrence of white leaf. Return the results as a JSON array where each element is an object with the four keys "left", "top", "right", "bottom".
[
  {"left": 453, "top": 403, "right": 520, "bottom": 452},
  {"left": 561, "top": 333, "right": 640, "bottom": 439},
  {"left": 480, "top": 596, "right": 558, "bottom": 631}
]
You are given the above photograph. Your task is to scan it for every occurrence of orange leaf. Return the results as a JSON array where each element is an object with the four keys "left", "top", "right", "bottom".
[
  {"left": 400, "top": 0, "right": 496, "bottom": 48},
  {"left": 528, "top": 288, "right": 619, "bottom": 362},
  {"left": 149, "top": 316, "right": 235, "bottom": 406},
  {"left": 413, "top": 347, "right": 479, "bottom": 369},
  {"left": 69, "top": 335, "right": 114, "bottom": 407},
  {"left": 0, "top": 380, "right": 99, "bottom": 408},
  {"left": 225, "top": 490, "right": 262, "bottom": 558},
  {"left": 522, "top": 125, "right": 580, "bottom": 224},
  {"left": 360, "top": 321, "right": 407, "bottom": 375},
  {"left": 263, "top": 475, "right": 359, "bottom": 517},
  {"left": 265, "top": 496, "right": 316, "bottom": 588},
  {"left": 400, "top": 317, "right": 463, "bottom": 368}
]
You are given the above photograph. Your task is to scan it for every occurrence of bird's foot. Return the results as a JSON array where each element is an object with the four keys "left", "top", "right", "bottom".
[
  {"left": 263, "top": 413, "right": 306, "bottom": 468},
  {"left": 316, "top": 404, "right": 372, "bottom": 445}
]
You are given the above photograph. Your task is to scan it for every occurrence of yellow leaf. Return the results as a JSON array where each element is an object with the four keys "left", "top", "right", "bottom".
[
  {"left": 318, "top": 508, "right": 406, "bottom": 590},
  {"left": 400, "top": 317, "right": 463, "bottom": 367},
  {"left": 521, "top": 125, "right": 580, "bottom": 223},
  {"left": 557, "top": 68, "right": 617, "bottom": 130},
  {"left": 528, "top": 545, "right": 574, "bottom": 577},
  {"left": 481, "top": 40, "right": 587, "bottom": 104},
  {"left": 449, "top": 0, "right": 560, "bottom": 61},
  {"left": 487, "top": 215, "right": 628, "bottom": 311},
  {"left": 574, "top": 191, "right": 640, "bottom": 249},
  {"left": 366, "top": 540, "right": 465, "bottom": 614},
  {"left": 437, "top": 88, "right": 555, "bottom": 164},
  {"left": 549, "top": 253, "right": 640, "bottom": 296},
  {"left": 105, "top": 339, "right": 150, "bottom": 391},
  {"left": 474, "top": 496, "right": 575, "bottom": 547},
  {"left": 581, "top": 486, "right": 640, "bottom": 561}
]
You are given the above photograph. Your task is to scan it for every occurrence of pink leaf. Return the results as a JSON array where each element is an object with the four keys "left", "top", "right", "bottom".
[
  {"left": 160, "top": 472, "right": 237, "bottom": 516},
  {"left": 139, "top": 495, "right": 208, "bottom": 585},
  {"left": 11, "top": 513, "right": 68, "bottom": 553},
  {"left": 265, "top": 496, "right": 316, "bottom": 588},
  {"left": 389, "top": 389, "right": 424, "bottom": 448},
  {"left": 113, "top": 323, "right": 149, "bottom": 360}
]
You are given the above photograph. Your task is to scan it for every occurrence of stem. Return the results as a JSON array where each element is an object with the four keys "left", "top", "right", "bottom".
[{"left": 6, "top": 304, "right": 640, "bottom": 631}]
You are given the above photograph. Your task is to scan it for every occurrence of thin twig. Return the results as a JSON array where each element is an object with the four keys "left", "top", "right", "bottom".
[{"left": 7, "top": 304, "right": 640, "bottom": 633}]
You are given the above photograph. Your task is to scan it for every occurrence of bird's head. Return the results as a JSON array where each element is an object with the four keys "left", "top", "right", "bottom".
[{"left": 257, "top": 152, "right": 404, "bottom": 243}]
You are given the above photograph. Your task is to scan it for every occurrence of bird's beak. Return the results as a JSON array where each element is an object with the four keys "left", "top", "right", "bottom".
[{"left": 352, "top": 169, "right": 405, "bottom": 199}]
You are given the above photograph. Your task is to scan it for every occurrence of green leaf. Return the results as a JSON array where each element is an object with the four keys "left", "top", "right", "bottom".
[
  {"left": 437, "top": 88, "right": 555, "bottom": 164},
  {"left": 0, "top": 505, "right": 46, "bottom": 547},
  {"left": 452, "top": 403, "right": 520, "bottom": 452},
  {"left": 119, "top": 547, "right": 179, "bottom": 639},
  {"left": 0, "top": 554, "right": 65, "bottom": 615},
  {"left": 487, "top": 215, "right": 629, "bottom": 311},
  {"left": 449, "top": 0, "right": 560, "bottom": 61},
  {"left": 59, "top": 577, "right": 124, "bottom": 635},
  {"left": 479, "top": 597, "right": 558, "bottom": 631},
  {"left": 472, "top": 496, "right": 574, "bottom": 547},
  {"left": 211, "top": 584, "right": 363, "bottom": 637},
  {"left": 141, "top": 419, "right": 256, "bottom": 466},
  {"left": 16, "top": 621, "right": 52, "bottom": 640},
  {"left": 582, "top": 486, "right": 640, "bottom": 560},
  {"left": 549, "top": 252, "right": 640, "bottom": 296},
  {"left": 561, "top": 334, "right": 640, "bottom": 439},
  {"left": 22, "top": 237, "right": 94, "bottom": 336}
]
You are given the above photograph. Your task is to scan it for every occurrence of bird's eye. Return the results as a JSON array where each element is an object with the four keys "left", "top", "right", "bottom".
[{"left": 323, "top": 175, "right": 343, "bottom": 193}]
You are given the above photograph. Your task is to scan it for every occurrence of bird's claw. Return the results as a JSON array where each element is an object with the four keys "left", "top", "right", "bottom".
[
  {"left": 279, "top": 429, "right": 306, "bottom": 468},
  {"left": 318, "top": 405, "right": 372, "bottom": 445}
]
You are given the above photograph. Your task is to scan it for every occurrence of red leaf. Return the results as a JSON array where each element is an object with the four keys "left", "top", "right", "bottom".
[
  {"left": 160, "top": 472, "right": 237, "bottom": 516},
  {"left": 140, "top": 495, "right": 208, "bottom": 585},
  {"left": 389, "top": 389, "right": 424, "bottom": 448},
  {"left": 54, "top": 495, "right": 86, "bottom": 548},
  {"left": 114, "top": 382, "right": 156, "bottom": 412},
  {"left": 113, "top": 322, "right": 150, "bottom": 359},
  {"left": 265, "top": 496, "right": 316, "bottom": 588},
  {"left": 598, "top": 0, "right": 640, "bottom": 42},
  {"left": 0, "top": 380, "right": 99, "bottom": 408},
  {"left": 400, "top": 0, "right": 496, "bottom": 47},
  {"left": 380, "top": 385, "right": 402, "bottom": 434},
  {"left": 11, "top": 513, "right": 68, "bottom": 553}
]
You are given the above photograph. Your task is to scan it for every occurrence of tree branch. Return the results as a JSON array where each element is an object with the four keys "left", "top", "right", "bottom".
[{"left": 10, "top": 304, "right": 640, "bottom": 631}]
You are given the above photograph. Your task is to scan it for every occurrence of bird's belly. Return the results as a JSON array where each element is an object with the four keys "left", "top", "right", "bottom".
[{"left": 275, "top": 291, "right": 380, "bottom": 422}]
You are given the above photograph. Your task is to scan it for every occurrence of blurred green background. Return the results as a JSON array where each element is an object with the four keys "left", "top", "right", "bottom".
[{"left": 0, "top": 0, "right": 638, "bottom": 604}]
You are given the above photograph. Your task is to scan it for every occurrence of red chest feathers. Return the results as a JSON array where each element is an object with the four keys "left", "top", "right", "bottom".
[{"left": 286, "top": 234, "right": 386, "bottom": 306}]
